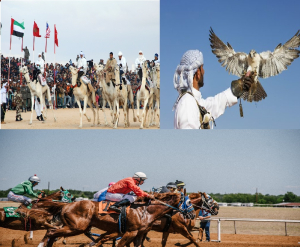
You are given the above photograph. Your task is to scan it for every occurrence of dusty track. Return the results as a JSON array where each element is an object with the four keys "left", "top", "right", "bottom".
[{"left": 1, "top": 108, "right": 160, "bottom": 129}]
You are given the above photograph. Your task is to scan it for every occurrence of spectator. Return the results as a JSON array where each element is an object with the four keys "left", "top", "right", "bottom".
[
  {"left": 23, "top": 46, "right": 30, "bottom": 63},
  {"left": 198, "top": 209, "right": 211, "bottom": 242}
]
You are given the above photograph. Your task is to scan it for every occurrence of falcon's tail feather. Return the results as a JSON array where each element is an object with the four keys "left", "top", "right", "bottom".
[{"left": 241, "top": 80, "right": 267, "bottom": 102}]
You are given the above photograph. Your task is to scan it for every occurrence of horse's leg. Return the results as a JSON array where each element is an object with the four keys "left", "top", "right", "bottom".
[
  {"left": 87, "top": 99, "right": 95, "bottom": 127},
  {"left": 161, "top": 231, "right": 170, "bottom": 247},
  {"left": 133, "top": 233, "right": 146, "bottom": 247},
  {"left": 117, "top": 230, "right": 138, "bottom": 247},
  {"left": 174, "top": 225, "right": 200, "bottom": 247},
  {"left": 93, "top": 232, "right": 120, "bottom": 247},
  {"left": 83, "top": 96, "right": 91, "bottom": 122},
  {"left": 77, "top": 99, "right": 83, "bottom": 128},
  {"left": 129, "top": 89, "right": 137, "bottom": 122},
  {"left": 29, "top": 95, "right": 34, "bottom": 125}
]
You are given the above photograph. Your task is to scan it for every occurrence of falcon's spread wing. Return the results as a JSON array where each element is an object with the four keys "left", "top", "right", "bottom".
[
  {"left": 209, "top": 27, "right": 248, "bottom": 77},
  {"left": 259, "top": 30, "right": 300, "bottom": 78}
]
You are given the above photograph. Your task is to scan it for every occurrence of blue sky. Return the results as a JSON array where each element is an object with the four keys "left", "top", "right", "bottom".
[
  {"left": 160, "top": 0, "right": 300, "bottom": 129},
  {"left": 1, "top": 0, "right": 159, "bottom": 69},
  {"left": 0, "top": 130, "right": 299, "bottom": 196}
]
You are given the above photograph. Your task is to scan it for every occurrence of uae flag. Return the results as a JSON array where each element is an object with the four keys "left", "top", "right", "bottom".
[{"left": 11, "top": 18, "right": 25, "bottom": 37}]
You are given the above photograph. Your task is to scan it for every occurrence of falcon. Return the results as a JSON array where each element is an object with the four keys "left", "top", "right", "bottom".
[{"left": 209, "top": 27, "right": 300, "bottom": 102}]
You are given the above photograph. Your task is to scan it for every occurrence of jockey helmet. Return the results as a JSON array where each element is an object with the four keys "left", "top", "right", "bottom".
[
  {"left": 166, "top": 182, "right": 177, "bottom": 189},
  {"left": 108, "top": 182, "right": 115, "bottom": 187},
  {"left": 175, "top": 180, "right": 185, "bottom": 188},
  {"left": 29, "top": 174, "right": 40, "bottom": 183},
  {"left": 118, "top": 51, "right": 123, "bottom": 56},
  {"left": 133, "top": 172, "right": 147, "bottom": 181}
]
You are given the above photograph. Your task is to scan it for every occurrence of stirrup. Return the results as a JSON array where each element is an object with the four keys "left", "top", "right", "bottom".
[{"left": 109, "top": 205, "right": 121, "bottom": 213}]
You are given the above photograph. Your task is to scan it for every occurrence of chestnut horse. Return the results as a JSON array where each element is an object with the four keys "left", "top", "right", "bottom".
[
  {"left": 147, "top": 192, "right": 219, "bottom": 247},
  {"left": 37, "top": 193, "right": 181, "bottom": 247},
  {"left": 0, "top": 187, "right": 73, "bottom": 231}
]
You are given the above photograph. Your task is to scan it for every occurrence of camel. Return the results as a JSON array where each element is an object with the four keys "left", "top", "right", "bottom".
[
  {"left": 148, "top": 63, "right": 160, "bottom": 128},
  {"left": 125, "top": 77, "right": 137, "bottom": 123},
  {"left": 69, "top": 66, "right": 100, "bottom": 128},
  {"left": 113, "top": 66, "right": 129, "bottom": 128},
  {"left": 94, "top": 64, "right": 116, "bottom": 126},
  {"left": 19, "top": 66, "right": 56, "bottom": 125},
  {"left": 136, "top": 62, "right": 151, "bottom": 129}
]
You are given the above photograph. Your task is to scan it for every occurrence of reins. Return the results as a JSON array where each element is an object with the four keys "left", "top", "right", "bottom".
[{"left": 155, "top": 199, "right": 185, "bottom": 214}]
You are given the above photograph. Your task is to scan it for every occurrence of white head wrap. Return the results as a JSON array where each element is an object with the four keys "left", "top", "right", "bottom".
[
  {"left": 80, "top": 51, "right": 83, "bottom": 55},
  {"left": 173, "top": 50, "right": 204, "bottom": 93}
]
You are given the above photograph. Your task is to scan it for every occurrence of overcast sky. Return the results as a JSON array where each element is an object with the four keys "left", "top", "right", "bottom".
[
  {"left": 0, "top": 130, "right": 299, "bottom": 196},
  {"left": 1, "top": 0, "right": 159, "bottom": 69},
  {"left": 160, "top": 0, "right": 300, "bottom": 129}
]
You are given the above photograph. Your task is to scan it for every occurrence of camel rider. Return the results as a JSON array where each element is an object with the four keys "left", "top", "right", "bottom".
[
  {"left": 105, "top": 52, "right": 117, "bottom": 85},
  {"left": 77, "top": 51, "right": 96, "bottom": 103},
  {"left": 117, "top": 51, "right": 128, "bottom": 84},
  {"left": 153, "top": 53, "right": 160, "bottom": 66},
  {"left": 7, "top": 175, "right": 43, "bottom": 206},
  {"left": 93, "top": 182, "right": 115, "bottom": 202},
  {"left": 107, "top": 172, "right": 155, "bottom": 213},
  {"left": 35, "top": 53, "right": 46, "bottom": 86},
  {"left": 135, "top": 50, "right": 146, "bottom": 70}
]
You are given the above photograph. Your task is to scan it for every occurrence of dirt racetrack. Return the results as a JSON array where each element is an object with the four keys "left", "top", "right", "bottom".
[
  {"left": 1, "top": 204, "right": 299, "bottom": 246},
  {"left": 1, "top": 108, "right": 160, "bottom": 129}
]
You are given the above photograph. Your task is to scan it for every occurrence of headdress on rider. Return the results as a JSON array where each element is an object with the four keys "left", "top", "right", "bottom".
[
  {"left": 155, "top": 53, "right": 158, "bottom": 57},
  {"left": 118, "top": 51, "right": 122, "bottom": 56},
  {"left": 133, "top": 172, "right": 147, "bottom": 182},
  {"left": 139, "top": 50, "right": 143, "bottom": 54},
  {"left": 29, "top": 174, "right": 40, "bottom": 183}
]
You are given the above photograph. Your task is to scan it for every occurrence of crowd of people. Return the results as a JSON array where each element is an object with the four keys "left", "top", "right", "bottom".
[{"left": 1, "top": 50, "right": 159, "bottom": 123}]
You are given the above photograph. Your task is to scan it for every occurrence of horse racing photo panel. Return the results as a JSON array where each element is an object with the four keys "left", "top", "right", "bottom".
[{"left": 1, "top": 0, "right": 160, "bottom": 129}]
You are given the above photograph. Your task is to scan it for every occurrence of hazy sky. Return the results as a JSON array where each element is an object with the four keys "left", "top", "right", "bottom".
[
  {"left": 160, "top": 0, "right": 300, "bottom": 129},
  {"left": 0, "top": 130, "right": 299, "bottom": 196},
  {"left": 1, "top": 0, "right": 159, "bottom": 69}
]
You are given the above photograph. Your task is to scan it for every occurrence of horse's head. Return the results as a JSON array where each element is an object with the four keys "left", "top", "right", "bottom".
[
  {"left": 59, "top": 188, "right": 74, "bottom": 203},
  {"left": 200, "top": 192, "right": 219, "bottom": 216},
  {"left": 154, "top": 192, "right": 181, "bottom": 206}
]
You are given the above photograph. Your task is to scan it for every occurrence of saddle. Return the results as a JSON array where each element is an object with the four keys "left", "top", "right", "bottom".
[{"left": 136, "top": 84, "right": 150, "bottom": 94}]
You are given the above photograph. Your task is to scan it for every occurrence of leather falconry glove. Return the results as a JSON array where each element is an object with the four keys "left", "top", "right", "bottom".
[{"left": 231, "top": 71, "right": 255, "bottom": 98}]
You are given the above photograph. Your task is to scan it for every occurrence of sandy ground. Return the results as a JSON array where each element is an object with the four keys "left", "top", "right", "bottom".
[
  {"left": 1, "top": 108, "right": 160, "bottom": 129},
  {"left": 1, "top": 203, "right": 300, "bottom": 246}
]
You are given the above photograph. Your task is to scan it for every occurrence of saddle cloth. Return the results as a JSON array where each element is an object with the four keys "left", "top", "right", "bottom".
[
  {"left": 3, "top": 207, "right": 19, "bottom": 218},
  {"left": 136, "top": 84, "right": 150, "bottom": 94},
  {"left": 98, "top": 201, "right": 129, "bottom": 214}
]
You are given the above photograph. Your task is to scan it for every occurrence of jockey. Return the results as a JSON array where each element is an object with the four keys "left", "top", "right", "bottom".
[
  {"left": 175, "top": 180, "right": 186, "bottom": 203},
  {"left": 76, "top": 51, "right": 96, "bottom": 103},
  {"left": 93, "top": 182, "right": 115, "bottom": 202},
  {"left": 117, "top": 51, "right": 128, "bottom": 85},
  {"left": 35, "top": 53, "right": 46, "bottom": 86},
  {"left": 107, "top": 172, "right": 154, "bottom": 213},
  {"left": 77, "top": 51, "right": 88, "bottom": 85},
  {"left": 166, "top": 182, "right": 177, "bottom": 192},
  {"left": 7, "top": 175, "right": 43, "bottom": 206},
  {"left": 153, "top": 53, "right": 160, "bottom": 66},
  {"left": 135, "top": 50, "right": 146, "bottom": 70}
]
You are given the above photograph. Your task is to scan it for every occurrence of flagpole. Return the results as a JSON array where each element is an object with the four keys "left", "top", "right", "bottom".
[
  {"left": 54, "top": 24, "right": 56, "bottom": 109},
  {"left": 8, "top": 17, "right": 12, "bottom": 90}
]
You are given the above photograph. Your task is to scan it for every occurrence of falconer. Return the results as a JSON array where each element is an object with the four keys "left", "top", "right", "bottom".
[
  {"left": 7, "top": 175, "right": 43, "bottom": 206},
  {"left": 107, "top": 172, "right": 154, "bottom": 212},
  {"left": 77, "top": 51, "right": 96, "bottom": 103},
  {"left": 105, "top": 52, "right": 117, "bottom": 84},
  {"left": 173, "top": 50, "right": 254, "bottom": 129}
]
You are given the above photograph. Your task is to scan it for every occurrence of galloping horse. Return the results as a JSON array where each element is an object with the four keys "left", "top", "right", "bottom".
[
  {"left": 37, "top": 193, "right": 181, "bottom": 247},
  {"left": 147, "top": 192, "right": 219, "bottom": 247},
  {"left": 0, "top": 187, "right": 74, "bottom": 232}
]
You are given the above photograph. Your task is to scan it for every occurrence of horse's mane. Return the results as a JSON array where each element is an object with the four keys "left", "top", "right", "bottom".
[
  {"left": 189, "top": 193, "right": 201, "bottom": 200},
  {"left": 135, "top": 192, "right": 179, "bottom": 203}
]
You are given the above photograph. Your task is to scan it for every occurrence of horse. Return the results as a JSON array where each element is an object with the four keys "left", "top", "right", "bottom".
[
  {"left": 144, "top": 192, "right": 219, "bottom": 247},
  {"left": 0, "top": 187, "right": 74, "bottom": 232},
  {"left": 69, "top": 66, "right": 100, "bottom": 128},
  {"left": 37, "top": 192, "right": 181, "bottom": 247},
  {"left": 19, "top": 66, "right": 56, "bottom": 125}
]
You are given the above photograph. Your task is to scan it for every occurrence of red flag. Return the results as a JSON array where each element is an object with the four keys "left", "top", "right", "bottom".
[
  {"left": 55, "top": 25, "right": 58, "bottom": 47},
  {"left": 33, "top": 21, "right": 41, "bottom": 37}
]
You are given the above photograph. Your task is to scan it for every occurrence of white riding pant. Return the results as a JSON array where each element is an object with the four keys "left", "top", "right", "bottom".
[
  {"left": 7, "top": 191, "right": 32, "bottom": 204},
  {"left": 105, "top": 192, "right": 137, "bottom": 203},
  {"left": 35, "top": 97, "right": 42, "bottom": 116}
]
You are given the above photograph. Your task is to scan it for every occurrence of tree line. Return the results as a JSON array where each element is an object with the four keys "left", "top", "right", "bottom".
[{"left": 0, "top": 189, "right": 299, "bottom": 204}]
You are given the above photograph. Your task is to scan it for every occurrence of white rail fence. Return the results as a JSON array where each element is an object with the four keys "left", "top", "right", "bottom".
[{"left": 194, "top": 218, "right": 300, "bottom": 242}]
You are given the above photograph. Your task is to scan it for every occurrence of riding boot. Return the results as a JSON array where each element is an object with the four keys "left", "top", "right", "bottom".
[
  {"left": 87, "top": 83, "right": 96, "bottom": 104},
  {"left": 109, "top": 199, "right": 131, "bottom": 213}
]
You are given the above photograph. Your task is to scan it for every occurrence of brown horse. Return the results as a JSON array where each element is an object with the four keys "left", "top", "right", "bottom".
[
  {"left": 146, "top": 192, "right": 219, "bottom": 247},
  {"left": 0, "top": 187, "right": 73, "bottom": 231},
  {"left": 37, "top": 192, "right": 181, "bottom": 247}
]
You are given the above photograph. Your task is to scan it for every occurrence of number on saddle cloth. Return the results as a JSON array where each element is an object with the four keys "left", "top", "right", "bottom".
[{"left": 179, "top": 196, "right": 194, "bottom": 213}]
